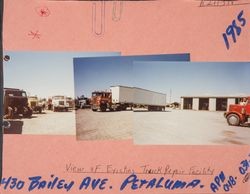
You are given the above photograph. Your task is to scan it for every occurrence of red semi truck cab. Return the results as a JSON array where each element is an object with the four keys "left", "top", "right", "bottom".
[
  {"left": 91, "top": 91, "right": 112, "bottom": 112},
  {"left": 224, "top": 97, "right": 250, "bottom": 126}
]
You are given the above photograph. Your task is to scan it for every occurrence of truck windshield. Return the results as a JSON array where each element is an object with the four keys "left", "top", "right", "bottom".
[
  {"left": 7, "top": 91, "right": 27, "bottom": 97},
  {"left": 92, "top": 93, "right": 110, "bottom": 97},
  {"left": 29, "top": 97, "right": 38, "bottom": 101},
  {"left": 102, "top": 93, "right": 110, "bottom": 98},
  {"left": 92, "top": 93, "right": 102, "bottom": 97},
  {"left": 53, "top": 96, "right": 64, "bottom": 100}
]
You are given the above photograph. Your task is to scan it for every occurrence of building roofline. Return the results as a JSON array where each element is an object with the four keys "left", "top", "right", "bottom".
[{"left": 181, "top": 96, "right": 247, "bottom": 98}]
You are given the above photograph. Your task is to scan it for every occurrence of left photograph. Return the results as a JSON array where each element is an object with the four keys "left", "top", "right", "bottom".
[{"left": 3, "top": 51, "right": 120, "bottom": 135}]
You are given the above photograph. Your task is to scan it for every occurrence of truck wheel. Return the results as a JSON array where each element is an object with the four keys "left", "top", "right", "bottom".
[
  {"left": 227, "top": 114, "right": 240, "bottom": 126},
  {"left": 23, "top": 107, "right": 32, "bottom": 118},
  {"left": 100, "top": 104, "right": 107, "bottom": 112},
  {"left": 115, "top": 106, "right": 121, "bottom": 111},
  {"left": 7, "top": 107, "right": 14, "bottom": 119},
  {"left": 92, "top": 109, "right": 97, "bottom": 112},
  {"left": 39, "top": 108, "right": 42, "bottom": 114}
]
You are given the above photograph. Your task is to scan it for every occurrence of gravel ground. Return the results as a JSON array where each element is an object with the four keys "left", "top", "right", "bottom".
[
  {"left": 7, "top": 108, "right": 249, "bottom": 145},
  {"left": 76, "top": 109, "right": 250, "bottom": 145},
  {"left": 134, "top": 109, "right": 250, "bottom": 145},
  {"left": 76, "top": 109, "right": 133, "bottom": 140},
  {"left": 4, "top": 110, "right": 75, "bottom": 135}
]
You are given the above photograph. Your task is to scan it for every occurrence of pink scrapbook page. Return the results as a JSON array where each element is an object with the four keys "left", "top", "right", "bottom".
[{"left": 1, "top": 0, "right": 250, "bottom": 194}]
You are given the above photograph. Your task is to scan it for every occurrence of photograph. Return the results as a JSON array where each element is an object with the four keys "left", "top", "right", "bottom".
[
  {"left": 3, "top": 51, "right": 120, "bottom": 135},
  {"left": 73, "top": 54, "right": 190, "bottom": 140},
  {"left": 132, "top": 62, "right": 250, "bottom": 145}
]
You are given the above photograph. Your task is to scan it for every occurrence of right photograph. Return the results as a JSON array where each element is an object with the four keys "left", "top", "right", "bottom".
[{"left": 133, "top": 62, "right": 250, "bottom": 145}]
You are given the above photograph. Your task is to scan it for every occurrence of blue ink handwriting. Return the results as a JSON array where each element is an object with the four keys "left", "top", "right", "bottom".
[
  {"left": 239, "top": 153, "right": 250, "bottom": 183},
  {"left": 120, "top": 174, "right": 203, "bottom": 191},
  {"left": 78, "top": 177, "right": 108, "bottom": 190},
  {"left": 222, "top": 10, "right": 246, "bottom": 50},
  {"left": 210, "top": 171, "right": 237, "bottom": 193}
]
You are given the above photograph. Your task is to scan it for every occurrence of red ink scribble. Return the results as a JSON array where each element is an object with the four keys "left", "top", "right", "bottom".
[
  {"left": 36, "top": 6, "right": 50, "bottom": 17},
  {"left": 28, "top": 31, "right": 41, "bottom": 39}
]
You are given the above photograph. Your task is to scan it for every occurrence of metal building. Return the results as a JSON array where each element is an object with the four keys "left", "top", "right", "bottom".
[{"left": 180, "top": 96, "right": 246, "bottom": 111}]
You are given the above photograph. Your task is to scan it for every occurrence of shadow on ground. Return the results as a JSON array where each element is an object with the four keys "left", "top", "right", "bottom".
[{"left": 133, "top": 110, "right": 171, "bottom": 113}]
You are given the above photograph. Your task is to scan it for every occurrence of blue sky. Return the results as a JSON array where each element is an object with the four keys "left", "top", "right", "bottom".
[
  {"left": 74, "top": 59, "right": 249, "bottom": 102},
  {"left": 133, "top": 62, "right": 250, "bottom": 102},
  {"left": 6, "top": 53, "right": 244, "bottom": 103},
  {"left": 73, "top": 54, "right": 190, "bottom": 97},
  {"left": 3, "top": 51, "right": 120, "bottom": 98}
]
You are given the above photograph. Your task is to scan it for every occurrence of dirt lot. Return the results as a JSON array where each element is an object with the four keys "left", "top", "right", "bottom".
[
  {"left": 76, "top": 109, "right": 133, "bottom": 140},
  {"left": 4, "top": 110, "right": 75, "bottom": 135},
  {"left": 76, "top": 109, "right": 250, "bottom": 145},
  {"left": 12, "top": 108, "right": 249, "bottom": 144},
  {"left": 134, "top": 109, "right": 250, "bottom": 145}
]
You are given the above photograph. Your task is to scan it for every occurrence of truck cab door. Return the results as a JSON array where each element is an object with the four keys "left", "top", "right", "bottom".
[{"left": 245, "top": 103, "right": 250, "bottom": 115}]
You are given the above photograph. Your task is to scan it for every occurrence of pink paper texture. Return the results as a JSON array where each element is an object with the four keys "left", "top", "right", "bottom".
[
  {"left": 2, "top": 0, "right": 250, "bottom": 193},
  {"left": 2, "top": 136, "right": 250, "bottom": 193},
  {"left": 3, "top": 0, "right": 250, "bottom": 61}
]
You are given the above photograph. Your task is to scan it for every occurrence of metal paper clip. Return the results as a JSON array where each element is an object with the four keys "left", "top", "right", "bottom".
[
  {"left": 92, "top": 0, "right": 105, "bottom": 36},
  {"left": 112, "top": 0, "right": 123, "bottom": 22},
  {"left": 2, "top": 120, "right": 11, "bottom": 129}
]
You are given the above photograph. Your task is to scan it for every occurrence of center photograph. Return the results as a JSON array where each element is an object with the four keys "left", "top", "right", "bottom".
[{"left": 73, "top": 54, "right": 190, "bottom": 140}]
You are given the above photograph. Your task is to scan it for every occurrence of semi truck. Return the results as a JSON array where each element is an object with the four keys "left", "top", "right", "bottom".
[
  {"left": 134, "top": 87, "right": 166, "bottom": 111},
  {"left": 91, "top": 86, "right": 166, "bottom": 112},
  {"left": 66, "top": 97, "right": 74, "bottom": 109},
  {"left": 224, "top": 97, "right": 250, "bottom": 126},
  {"left": 28, "top": 96, "right": 43, "bottom": 113},
  {"left": 75, "top": 95, "right": 91, "bottom": 109},
  {"left": 3, "top": 88, "right": 33, "bottom": 119},
  {"left": 52, "top": 95, "right": 70, "bottom": 112}
]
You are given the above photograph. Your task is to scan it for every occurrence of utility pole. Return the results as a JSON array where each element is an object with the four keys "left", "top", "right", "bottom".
[{"left": 169, "top": 89, "right": 172, "bottom": 104}]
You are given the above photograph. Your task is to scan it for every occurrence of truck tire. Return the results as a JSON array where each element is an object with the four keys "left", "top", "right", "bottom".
[
  {"left": 115, "top": 106, "right": 121, "bottom": 111},
  {"left": 148, "top": 106, "right": 152, "bottom": 111},
  {"left": 7, "top": 107, "right": 14, "bottom": 119},
  {"left": 91, "top": 105, "right": 97, "bottom": 111},
  {"left": 23, "top": 107, "right": 32, "bottom": 118},
  {"left": 121, "top": 105, "right": 127, "bottom": 111},
  {"left": 100, "top": 104, "right": 107, "bottom": 112},
  {"left": 227, "top": 114, "right": 240, "bottom": 126},
  {"left": 39, "top": 107, "right": 42, "bottom": 114}
]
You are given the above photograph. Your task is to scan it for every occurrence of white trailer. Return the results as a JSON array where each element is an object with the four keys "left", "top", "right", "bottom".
[
  {"left": 110, "top": 86, "right": 134, "bottom": 110},
  {"left": 110, "top": 86, "right": 166, "bottom": 111},
  {"left": 133, "top": 87, "right": 166, "bottom": 111},
  {"left": 111, "top": 86, "right": 134, "bottom": 104}
]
